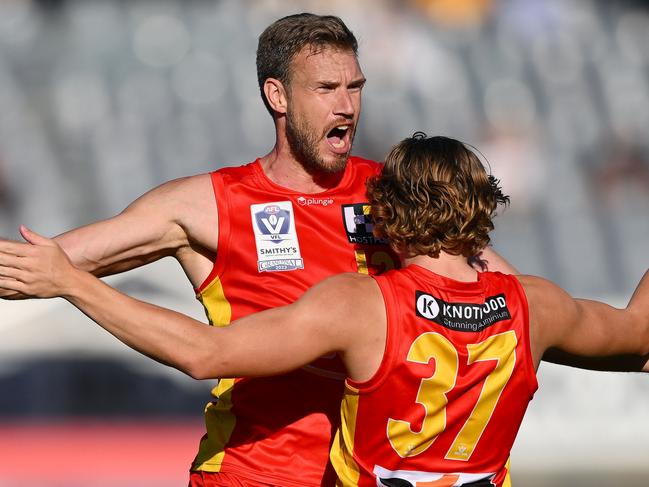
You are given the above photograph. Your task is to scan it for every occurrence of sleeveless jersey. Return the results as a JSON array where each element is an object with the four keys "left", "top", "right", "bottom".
[
  {"left": 192, "top": 157, "right": 400, "bottom": 486},
  {"left": 331, "top": 265, "right": 537, "bottom": 487}
]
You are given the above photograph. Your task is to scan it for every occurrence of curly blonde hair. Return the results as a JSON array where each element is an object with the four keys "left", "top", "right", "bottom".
[{"left": 368, "top": 133, "right": 509, "bottom": 258}]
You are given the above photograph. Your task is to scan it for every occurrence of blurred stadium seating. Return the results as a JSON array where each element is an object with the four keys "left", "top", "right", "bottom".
[{"left": 1, "top": 0, "right": 648, "bottom": 485}]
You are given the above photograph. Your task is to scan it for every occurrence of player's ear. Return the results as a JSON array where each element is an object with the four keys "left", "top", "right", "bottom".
[{"left": 264, "top": 78, "right": 288, "bottom": 114}]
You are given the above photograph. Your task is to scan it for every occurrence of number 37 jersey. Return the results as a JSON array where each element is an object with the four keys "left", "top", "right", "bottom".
[{"left": 331, "top": 265, "right": 538, "bottom": 487}]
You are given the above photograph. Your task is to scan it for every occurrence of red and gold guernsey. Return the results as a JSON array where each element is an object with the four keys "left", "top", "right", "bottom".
[
  {"left": 192, "top": 157, "right": 400, "bottom": 486},
  {"left": 330, "top": 265, "right": 538, "bottom": 487}
]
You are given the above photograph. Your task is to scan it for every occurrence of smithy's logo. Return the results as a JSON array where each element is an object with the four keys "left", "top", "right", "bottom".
[
  {"left": 255, "top": 205, "right": 290, "bottom": 242},
  {"left": 250, "top": 201, "right": 304, "bottom": 272}
]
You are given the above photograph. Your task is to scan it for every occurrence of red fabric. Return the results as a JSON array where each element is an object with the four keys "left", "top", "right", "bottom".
[
  {"left": 343, "top": 266, "right": 537, "bottom": 486},
  {"left": 189, "top": 470, "right": 279, "bottom": 487},
  {"left": 192, "top": 157, "right": 400, "bottom": 485}
]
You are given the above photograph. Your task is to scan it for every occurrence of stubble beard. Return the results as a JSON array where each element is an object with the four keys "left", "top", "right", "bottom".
[{"left": 285, "top": 109, "right": 352, "bottom": 175}]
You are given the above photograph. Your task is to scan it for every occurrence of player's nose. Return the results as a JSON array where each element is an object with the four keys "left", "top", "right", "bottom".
[{"left": 333, "top": 88, "right": 355, "bottom": 117}]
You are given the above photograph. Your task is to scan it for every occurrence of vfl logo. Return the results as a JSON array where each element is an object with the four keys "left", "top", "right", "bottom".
[
  {"left": 415, "top": 291, "right": 511, "bottom": 332},
  {"left": 250, "top": 201, "right": 304, "bottom": 272},
  {"left": 341, "top": 203, "right": 386, "bottom": 245},
  {"left": 255, "top": 205, "right": 290, "bottom": 243}
]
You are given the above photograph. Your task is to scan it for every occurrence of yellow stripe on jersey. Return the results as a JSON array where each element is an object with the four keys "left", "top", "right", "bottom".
[
  {"left": 354, "top": 250, "right": 369, "bottom": 275},
  {"left": 331, "top": 384, "right": 362, "bottom": 486},
  {"left": 193, "top": 378, "right": 237, "bottom": 471},
  {"left": 502, "top": 458, "right": 512, "bottom": 487},
  {"left": 197, "top": 275, "right": 232, "bottom": 327},
  {"left": 193, "top": 276, "right": 236, "bottom": 471}
]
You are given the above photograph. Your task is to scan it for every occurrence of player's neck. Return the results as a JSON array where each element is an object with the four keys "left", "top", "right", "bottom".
[
  {"left": 405, "top": 252, "right": 478, "bottom": 282},
  {"left": 259, "top": 142, "right": 346, "bottom": 194}
]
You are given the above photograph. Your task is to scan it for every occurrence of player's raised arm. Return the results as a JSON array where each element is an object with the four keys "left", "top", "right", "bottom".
[
  {"left": 54, "top": 174, "right": 216, "bottom": 277},
  {"left": 0, "top": 173, "right": 217, "bottom": 300},
  {"left": 0, "top": 228, "right": 383, "bottom": 379},
  {"left": 475, "top": 243, "right": 649, "bottom": 373},
  {"left": 520, "top": 271, "right": 649, "bottom": 369}
]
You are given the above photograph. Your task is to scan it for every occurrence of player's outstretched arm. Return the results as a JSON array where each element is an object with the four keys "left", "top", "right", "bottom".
[
  {"left": 190, "top": 272, "right": 385, "bottom": 379},
  {"left": 0, "top": 174, "right": 216, "bottom": 300},
  {"left": 520, "top": 271, "right": 649, "bottom": 369},
  {"left": 541, "top": 348, "right": 649, "bottom": 372},
  {"left": 0, "top": 229, "right": 383, "bottom": 379},
  {"left": 628, "top": 270, "right": 649, "bottom": 372},
  {"left": 53, "top": 174, "right": 215, "bottom": 276},
  {"left": 472, "top": 248, "right": 649, "bottom": 372}
]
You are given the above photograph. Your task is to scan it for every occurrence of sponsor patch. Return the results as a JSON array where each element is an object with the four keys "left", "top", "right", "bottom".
[
  {"left": 250, "top": 201, "right": 304, "bottom": 272},
  {"left": 373, "top": 465, "right": 495, "bottom": 486},
  {"left": 296, "top": 196, "right": 334, "bottom": 207},
  {"left": 342, "top": 203, "right": 386, "bottom": 245},
  {"left": 415, "top": 291, "right": 511, "bottom": 332}
]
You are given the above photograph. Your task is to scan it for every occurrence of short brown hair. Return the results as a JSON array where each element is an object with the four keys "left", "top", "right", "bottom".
[
  {"left": 368, "top": 133, "right": 509, "bottom": 258},
  {"left": 256, "top": 13, "right": 358, "bottom": 114}
]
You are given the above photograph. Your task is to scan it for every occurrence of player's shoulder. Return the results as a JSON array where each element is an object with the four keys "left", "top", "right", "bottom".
[
  {"left": 122, "top": 173, "right": 217, "bottom": 229},
  {"left": 516, "top": 274, "right": 576, "bottom": 320},
  {"left": 317, "top": 272, "right": 376, "bottom": 293},
  {"left": 303, "top": 272, "right": 379, "bottom": 309},
  {"left": 306, "top": 273, "right": 384, "bottom": 325},
  {"left": 480, "top": 269, "right": 523, "bottom": 290},
  {"left": 516, "top": 274, "right": 560, "bottom": 297},
  {"left": 212, "top": 159, "right": 259, "bottom": 182},
  {"left": 130, "top": 173, "right": 211, "bottom": 203}
]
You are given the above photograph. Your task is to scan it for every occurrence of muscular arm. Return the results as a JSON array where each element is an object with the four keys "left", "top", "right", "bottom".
[
  {"left": 541, "top": 348, "right": 649, "bottom": 372},
  {"left": 0, "top": 232, "right": 385, "bottom": 380},
  {"left": 476, "top": 250, "right": 649, "bottom": 372},
  {"left": 56, "top": 175, "right": 216, "bottom": 276},
  {"left": 521, "top": 271, "right": 649, "bottom": 370},
  {"left": 0, "top": 174, "right": 217, "bottom": 299}
]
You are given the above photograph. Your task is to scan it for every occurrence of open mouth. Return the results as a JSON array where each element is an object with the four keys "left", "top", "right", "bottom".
[{"left": 326, "top": 125, "right": 351, "bottom": 152}]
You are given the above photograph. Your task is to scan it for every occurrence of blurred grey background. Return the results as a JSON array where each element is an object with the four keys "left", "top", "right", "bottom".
[{"left": 0, "top": 0, "right": 648, "bottom": 486}]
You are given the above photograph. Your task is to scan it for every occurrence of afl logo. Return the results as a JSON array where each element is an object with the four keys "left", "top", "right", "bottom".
[{"left": 416, "top": 292, "right": 439, "bottom": 319}]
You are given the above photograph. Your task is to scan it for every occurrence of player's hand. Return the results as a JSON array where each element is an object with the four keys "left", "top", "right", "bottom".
[
  {"left": 0, "top": 288, "right": 29, "bottom": 300},
  {"left": 0, "top": 226, "right": 81, "bottom": 299},
  {"left": 0, "top": 237, "right": 29, "bottom": 299}
]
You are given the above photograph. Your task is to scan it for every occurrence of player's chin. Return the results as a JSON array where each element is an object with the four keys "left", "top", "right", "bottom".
[{"left": 319, "top": 152, "right": 349, "bottom": 173}]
